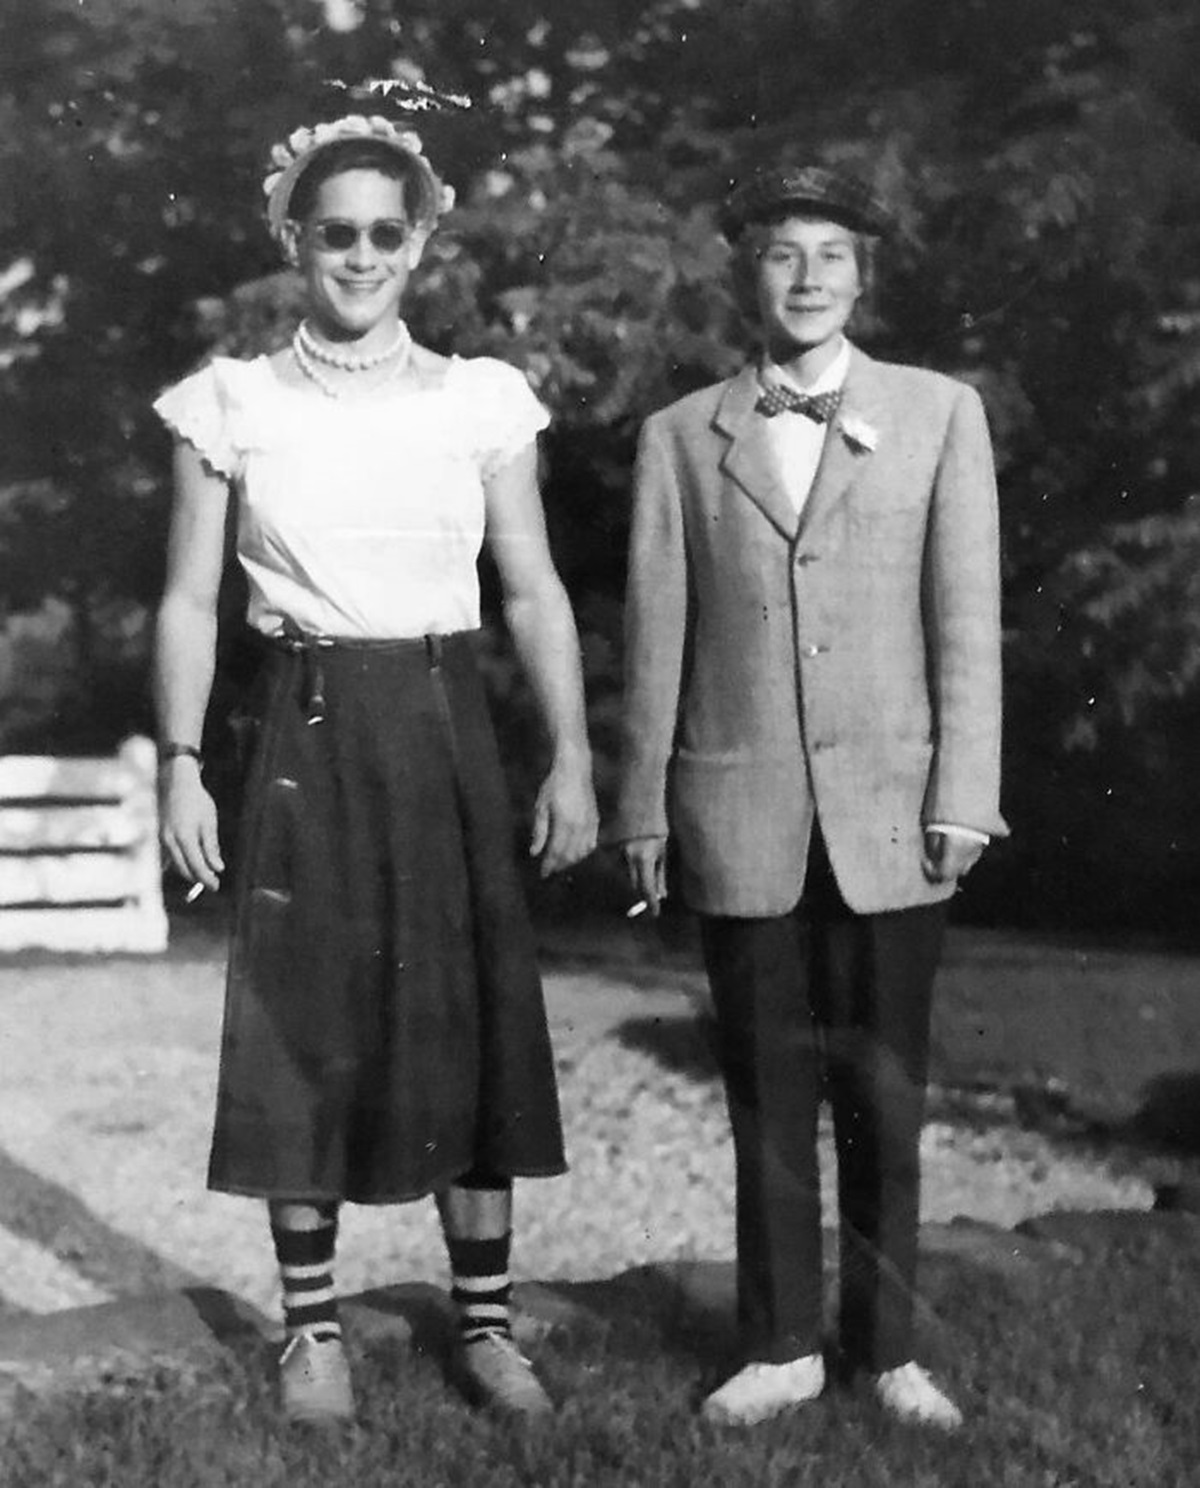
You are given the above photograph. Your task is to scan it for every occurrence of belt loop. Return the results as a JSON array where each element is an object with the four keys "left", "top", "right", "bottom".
[{"left": 426, "top": 633, "right": 443, "bottom": 670}]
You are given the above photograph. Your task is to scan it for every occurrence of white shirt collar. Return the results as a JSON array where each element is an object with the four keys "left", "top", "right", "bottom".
[{"left": 762, "top": 337, "right": 852, "bottom": 398}]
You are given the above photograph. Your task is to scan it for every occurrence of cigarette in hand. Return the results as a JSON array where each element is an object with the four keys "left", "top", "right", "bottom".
[
  {"left": 185, "top": 882, "right": 206, "bottom": 904},
  {"left": 626, "top": 899, "right": 649, "bottom": 919}
]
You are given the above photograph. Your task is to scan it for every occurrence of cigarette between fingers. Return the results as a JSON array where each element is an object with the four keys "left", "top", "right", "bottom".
[
  {"left": 185, "top": 882, "right": 205, "bottom": 904},
  {"left": 626, "top": 899, "right": 649, "bottom": 919}
]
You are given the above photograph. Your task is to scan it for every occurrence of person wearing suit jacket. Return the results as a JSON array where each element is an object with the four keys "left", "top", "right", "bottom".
[{"left": 612, "top": 164, "right": 1006, "bottom": 1429}]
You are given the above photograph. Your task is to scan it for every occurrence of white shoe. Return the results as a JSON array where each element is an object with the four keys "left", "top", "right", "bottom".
[
  {"left": 874, "top": 1361, "right": 962, "bottom": 1430},
  {"left": 456, "top": 1330, "right": 554, "bottom": 1419},
  {"left": 279, "top": 1331, "right": 355, "bottom": 1424},
  {"left": 701, "top": 1353, "right": 826, "bottom": 1426}
]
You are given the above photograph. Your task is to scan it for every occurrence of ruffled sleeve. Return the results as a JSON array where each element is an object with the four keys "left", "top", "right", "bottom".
[
  {"left": 152, "top": 360, "right": 241, "bottom": 481},
  {"left": 463, "top": 358, "right": 551, "bottom": 479}
]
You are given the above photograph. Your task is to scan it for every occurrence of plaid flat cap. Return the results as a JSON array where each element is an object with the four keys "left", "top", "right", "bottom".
[{"left": 719, "top": 164, "right": 892, "bottom": 240}]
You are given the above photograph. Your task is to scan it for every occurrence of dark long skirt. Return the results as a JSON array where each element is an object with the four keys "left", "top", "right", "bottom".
[{"left": 207, "top": 631, "right": 567, "bottom": 1203}]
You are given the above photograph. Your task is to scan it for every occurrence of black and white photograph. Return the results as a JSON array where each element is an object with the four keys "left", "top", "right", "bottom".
[{"left": 1, "top": 2, "right": 1199, "bottom": 1483}]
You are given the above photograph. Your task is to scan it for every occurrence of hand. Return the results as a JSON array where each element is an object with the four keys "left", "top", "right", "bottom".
[
  {"left": 529, "top": 752, "right": 598, "bottom": 877},
  {"left": 620, "top": 835, "right": 669, "bottom": 916},
  {"left": 159, "top": 759, "right": 224, "bottom": 891},
  {"left": 921, "top": 829, "right": 984, "bottom": 885}
]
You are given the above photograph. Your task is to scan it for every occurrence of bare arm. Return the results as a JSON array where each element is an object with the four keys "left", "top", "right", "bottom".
[
  {"left": 483, "top": 443, "right": 598, "bottom": 876},
  {"left": 153, "top": 439, "right": 230, "bottom": 889}
]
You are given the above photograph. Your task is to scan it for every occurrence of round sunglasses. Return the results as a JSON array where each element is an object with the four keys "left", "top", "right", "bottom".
[{"left": 307, "top": 219, "right": 410, "bottom": 255}]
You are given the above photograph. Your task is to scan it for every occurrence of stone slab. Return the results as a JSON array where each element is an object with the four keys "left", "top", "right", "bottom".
[
  {"left": 0, "top": 1287, "right": 268, "bottom": 1417},
  {"left": 0, "top": 1210, "right": 1172, "bottom": 1419},
  {"left": 1016, "top": 1207, "right": 1200, "bottom": 1254},
  {"left": 921, "top": 1217, "right": 1084, "bottom": 1274},
  {"left": 341, "top": 1278, "right": 593, "bottom": 1354}
]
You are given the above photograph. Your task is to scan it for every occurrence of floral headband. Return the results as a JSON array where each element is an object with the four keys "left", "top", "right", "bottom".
[{"left": 262, "top": 113, "right": 455, "bottom": 242}]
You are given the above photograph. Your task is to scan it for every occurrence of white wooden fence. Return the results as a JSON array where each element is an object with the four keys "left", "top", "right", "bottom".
[{"left": 0, "top": 736, "right": 168, "bottom": 953}]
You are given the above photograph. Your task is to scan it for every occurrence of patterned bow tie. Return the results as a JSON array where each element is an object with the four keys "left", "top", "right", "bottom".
[{"left": 755, "top": 385, "right": 843, "bottom": 423}]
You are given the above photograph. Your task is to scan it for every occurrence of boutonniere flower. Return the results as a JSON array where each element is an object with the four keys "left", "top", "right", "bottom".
[{"left": 839, "top": 413, "right": 879, "bottom": 453}]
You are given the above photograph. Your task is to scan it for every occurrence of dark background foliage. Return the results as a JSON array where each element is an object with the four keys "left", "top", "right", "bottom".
[{"left": 2, "top": 0, "right": 1199, "bottom": 936}]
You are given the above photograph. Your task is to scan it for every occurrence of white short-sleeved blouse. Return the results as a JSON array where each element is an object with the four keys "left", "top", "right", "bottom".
[{"left": 153, "top": 350, "right": 549, "bottom": 640}]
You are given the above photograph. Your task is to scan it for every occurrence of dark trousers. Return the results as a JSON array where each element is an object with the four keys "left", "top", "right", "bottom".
[{"left": 700, "top": 833, "right": 946, "bottom": 1372}]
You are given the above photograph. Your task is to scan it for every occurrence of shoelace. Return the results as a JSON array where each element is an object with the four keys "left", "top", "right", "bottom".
[
  {"left": 464, "top": 1329, "right": 533, "bottom": 1364},
  {"left": 280, "top": 1331, "right": 340, "bottom": 1364}
]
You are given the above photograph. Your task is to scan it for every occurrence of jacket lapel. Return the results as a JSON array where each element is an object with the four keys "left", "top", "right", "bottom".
[
  {"left": 798, "top": 345, "right": 887, "bottom": 539},
  {"left": 714, "top": 365, "right": 800, "bottom": 540}
]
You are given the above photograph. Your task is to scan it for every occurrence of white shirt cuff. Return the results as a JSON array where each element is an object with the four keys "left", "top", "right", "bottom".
[{"left": 926, "top": 822, "right": 991, "bottom": 846}]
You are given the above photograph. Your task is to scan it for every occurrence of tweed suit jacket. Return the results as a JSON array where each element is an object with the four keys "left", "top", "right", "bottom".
[{"left": 611, "top": 344, "right": 1008, "bottom": 917}]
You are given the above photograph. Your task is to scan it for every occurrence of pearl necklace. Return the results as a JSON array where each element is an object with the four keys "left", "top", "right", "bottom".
[
  {"left": 296, "top": 319, "right": 408, "bottom": 370},
  {"left": 291, "top": 321, "right": 412, "bottom": 399}
]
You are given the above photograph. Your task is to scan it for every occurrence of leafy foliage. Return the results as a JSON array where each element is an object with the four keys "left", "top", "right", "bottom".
[
  {"left": 3, "top": 0, "right": 1200, "bottom": 927},
  {"left": 1053, "top": 501, "right": 1200, "bottom": 744}
]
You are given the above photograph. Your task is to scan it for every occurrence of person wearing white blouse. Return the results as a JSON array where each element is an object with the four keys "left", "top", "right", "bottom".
[{"left": 153, "top": 113, "right": 597, "bottom": 1425}]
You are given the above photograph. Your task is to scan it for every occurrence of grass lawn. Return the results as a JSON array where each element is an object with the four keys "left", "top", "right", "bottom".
[
  {"left": 3, "top": 915, "right": 1198, "bottom": 1483},
  {"left": 4, "top": 1218, "right": 1198, "bottom": 1487}
]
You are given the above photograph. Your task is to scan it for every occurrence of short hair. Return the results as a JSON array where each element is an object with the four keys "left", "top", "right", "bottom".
[
  {"left": 728, "top": 210, "right": 878, "bottom": 329},
  {"left": 287, "top": 139, "right": 422, "bottom": 226}
]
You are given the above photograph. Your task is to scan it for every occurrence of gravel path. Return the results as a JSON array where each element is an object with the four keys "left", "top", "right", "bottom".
[{"left": 0, "top": 956, "right": 1152, "bottom": 1325}]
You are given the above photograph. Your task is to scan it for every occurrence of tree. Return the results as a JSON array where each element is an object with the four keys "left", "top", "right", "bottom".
[{"left": 3, "top": 0, "right": 1200, "bottom": 928}]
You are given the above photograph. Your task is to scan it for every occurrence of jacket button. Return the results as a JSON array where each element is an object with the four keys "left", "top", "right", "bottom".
[
  {"left": 795, "top": 552, "right": 818, "bottom": 566},
  {"left": 802, "top": 643, "right": 827, "bottom": 657}
]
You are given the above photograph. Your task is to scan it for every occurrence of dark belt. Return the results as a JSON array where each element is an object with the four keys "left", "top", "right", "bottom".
[{"left": 267, "top": 624, "right": 446, "bottom": 726}]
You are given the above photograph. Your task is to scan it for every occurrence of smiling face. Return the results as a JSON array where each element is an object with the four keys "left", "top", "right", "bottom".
[
  {"left": 752, "top": 214, "right": 863, "bottom": 366},
  {"left": 288, "top": 167, "right": 427, "bottom": 347}
]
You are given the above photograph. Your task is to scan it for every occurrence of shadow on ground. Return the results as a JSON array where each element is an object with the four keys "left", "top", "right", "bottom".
[
  {"left": 613, "top": 1013, "right": 720, "bottom": 1082},
  {"left": 1126, "top": 1070, "right": 1200, "bottom": 1152},
  {"left": 611, "top": 1004, "right": 1200, "bottom": 1190},
  {"left": 0, "top": 1147, "right": 201, "bottom": 1307}
]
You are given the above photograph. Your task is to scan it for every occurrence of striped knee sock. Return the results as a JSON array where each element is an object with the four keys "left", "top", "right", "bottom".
[
  {"left": 447, "top": 1233, "right": 513, "bottom": 1343},
  {"left": 271, "top": 1213, "right": 340, "bottom": 1342}
]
